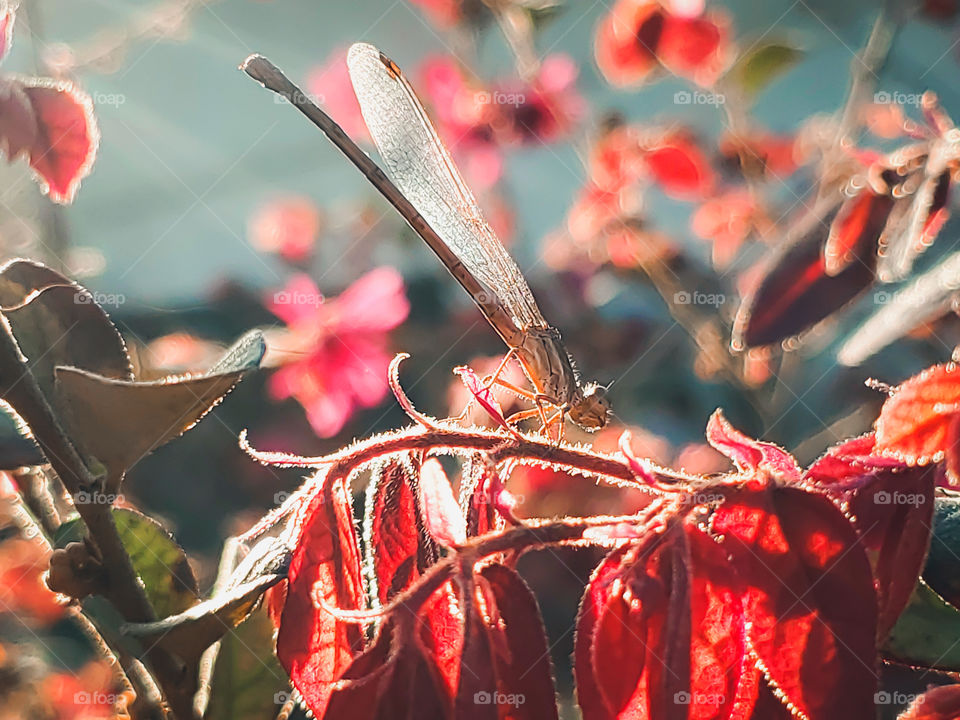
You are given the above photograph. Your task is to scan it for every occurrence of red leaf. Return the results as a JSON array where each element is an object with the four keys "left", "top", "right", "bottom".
[
  {"left": 806, "top": 436, "right": 936, "bottom": 639},
  {"left": 825, "top": 191, "right": 884, "bottom": 275},
  {"left": 419, "top": 580, "right": 465, "bottom": 698},
  {"left": 575, "top": 546, "right": 629, "bottom": 720},
  {"left": 368, "top": 458, "right": 420, "bottom": 604},
  {"left": 711, "top": 485, "right": 878, "bottom": 719},
  {"left": 480, "top": 564, "right": 560, "bottom": 720},
  {"left": 898, "top": 683, "right": 960, "bottom": 720},
  {"left": 323, "top": 619, "right": 453, "bottom": 720},
  {"left": 454, "top": 365, "right": 512, "bottom": 431},
  {"left": 18, "top": 80, "right": 98, "bottom": 203},
  {"left": 875, "top": 363, "right": 960, "bottom": 477},
  {"left": 576, "top": 523, "right": 749, "bottom": 720},
  {"left": 419, "top": 458, "right": 467, "bottom": 547},
  {"left": 276, "top": 478, "right": 365, "bottom": 717},
  {"left": 732, "top": 194, "right": 893, "bottom": 348},
  {"left": 705, "top": 409, "right": 801, "bottom": 481}
]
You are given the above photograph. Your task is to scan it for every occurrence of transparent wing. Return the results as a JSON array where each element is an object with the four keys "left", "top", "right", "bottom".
[{"left": 347, "top": 42, "right": 546, "bottom": 331}]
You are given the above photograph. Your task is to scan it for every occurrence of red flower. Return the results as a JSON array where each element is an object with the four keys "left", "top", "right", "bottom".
[
  {"left": 595, "top": 0, "right": 731, "bottom": 88},
  {"left": 264, "top": 268, "right": 409, "bottom": 437},
  {"left": 248, "top": 195, "right": 323, "bottom": 262}
]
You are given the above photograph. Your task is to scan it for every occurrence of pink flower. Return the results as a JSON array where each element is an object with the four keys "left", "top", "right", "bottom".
[
  {"left": 498, "top": 54, "right": 585, "bottom": 145},
  {"left": 408, "top": 0, "right": 462, "bottom": 27},
  {"left": 265, "top": 268, "right": 409, "bottom": 438},
  {"left": 307, "top": 48, "right": 369, "bottom": 142}
]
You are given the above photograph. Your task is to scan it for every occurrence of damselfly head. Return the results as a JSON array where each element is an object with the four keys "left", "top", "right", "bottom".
[{"left": 569, "top": 383, "right": 610, "bottom": 430}]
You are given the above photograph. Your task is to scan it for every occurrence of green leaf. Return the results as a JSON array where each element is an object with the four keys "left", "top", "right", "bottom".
[
  {"left": 54, "top": 329, "right": 265, "bottom": 484},
  {"left": 122, "top": 536, "right": 288, "bottom": 664},
  {"left": 884, "top": 579, "right": 960, "bottom": 670},
  {"left": 923, "top": 492, "right": 960, "bottom": 606},
  {"left": 55, "top": 508, "right": 198, "bottom": 618},
  {"left": 203, "top": 606, "right": 288, "bottom": 720},
  {"left": 732, "top": 42, "right": 803, "bottom": 97}
]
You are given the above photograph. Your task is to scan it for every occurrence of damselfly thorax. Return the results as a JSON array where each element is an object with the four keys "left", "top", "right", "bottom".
[{"left": 242, "top": 44, "right": 611, "bottom": 435}]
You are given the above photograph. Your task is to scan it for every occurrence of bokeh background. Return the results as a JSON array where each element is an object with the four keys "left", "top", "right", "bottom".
[{"left": 2, "top": 0, "right": 960, "bottom": 717}]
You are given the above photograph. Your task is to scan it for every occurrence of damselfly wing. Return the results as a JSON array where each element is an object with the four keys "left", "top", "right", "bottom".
[{"left": 241, "top": 46, "right": 609, "bottom": 432}]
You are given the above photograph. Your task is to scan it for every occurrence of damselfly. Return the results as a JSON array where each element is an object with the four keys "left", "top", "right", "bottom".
[{"left": 242, "top": 44, "right": 610, "bottom": 435}]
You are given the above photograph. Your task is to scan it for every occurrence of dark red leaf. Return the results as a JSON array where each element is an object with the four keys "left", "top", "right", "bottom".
[
  {"left": 454, "top": 585, "right": 499, "bottom": 720},
  {"left": 575, "top": 546, "right": 629, "bottom": 720},
  {"left": 479, "top": 564, "right": 559, "bottom": 720},
  {"left": 419, "top": 581, "right": 465, "bottom": 699},
  {"left": 0, "top": 79, "right": 34, "bottom": 159},
  {"left": 276, "top": 477, "right": 365, "bottom": 717},
  {"left": 733, "top": 193, "right": 893, "bottom": 348},
  {"left": 806, "top": 438, "right": 935, "bottom": 639},
  {"left": 19, "top": 80, "right": 98, "bottom": 204},
  {"left": 711, "top": 484, "right": 878, "bottom": 719},
  {"left": 875, "top": 363, "right": 960, "bottom": 479},
  {"left": 323, "top": 619, "right": 453, "bottom": 720},
  {"left": 825, "top": 191, "right": 883, "bottom": 275},
  {"left": 368, "top": 458, "right": 420, "bottom": 604}
]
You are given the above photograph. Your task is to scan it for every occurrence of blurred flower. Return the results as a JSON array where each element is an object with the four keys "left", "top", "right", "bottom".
[
  {"left": 40, "top": 661, "right": 125, "bottom": 719},
  {"left": 691, "top": 189, "right": 772, "bottom": 266},
  {"left": 420, "top": 55, "right": 503, "bottom": 189},
  {"left": 0, "top": 538, "right": 64, "bottom": 624},
  {"left": 643, "top": 130, "right": 715, "bottom": 199},
  {"left": 248, "top": 195, "right": 323, "bottom": 263},
  {"left": 499, "top": 53, "right": 585, "bottom": 144},
  {"left": 143, "top": 333, "right": 223, "bottom": 375},
  {"left": 718, "top": 130, "right": 801, "bottom": 180},
  {"left": 419, "top": 53, "right": 584, "bottom": 188},
  {"left": 307, "top": 47, "right": 369, "bottom": 141},
  {"left": 408, "top": 0, "right": 462, "bottom": 27},
  {"left": 264, "top": 268, "right": 409, "bottom": 438},
  {"left": 595, "top": 0, "right": 731, "bottom": 88}
]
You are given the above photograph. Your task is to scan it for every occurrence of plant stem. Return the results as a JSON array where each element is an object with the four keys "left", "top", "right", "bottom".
[{"left": 0, "top": 320, "right": 196, "bottom": 719}]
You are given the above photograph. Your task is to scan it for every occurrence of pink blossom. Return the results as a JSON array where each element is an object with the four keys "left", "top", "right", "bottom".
[
  {"left": 248, "top": 195, "right": 322, "bottom": 262},
  {"left": 307, "top": 47, "right": 369, "bottom": 141},
  {"left": 265, "top": 268, "right": 409, "bottom": 438}
]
